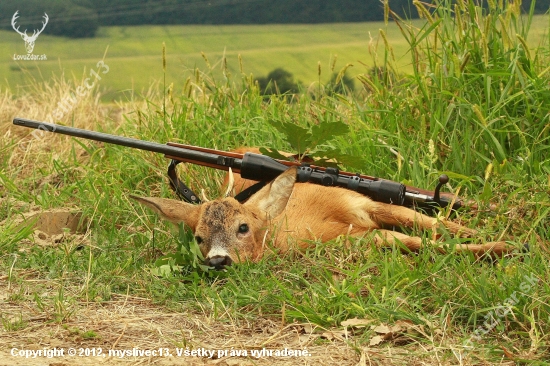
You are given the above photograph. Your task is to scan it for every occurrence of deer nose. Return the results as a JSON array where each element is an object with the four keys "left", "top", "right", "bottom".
[{"left": 205, "top": 255, "right": 233, "bottom": 270}]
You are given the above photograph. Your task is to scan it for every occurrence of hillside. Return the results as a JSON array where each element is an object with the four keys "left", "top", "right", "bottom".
[{"left": 1, "top": 15, "right": 548, "bottom": 102}]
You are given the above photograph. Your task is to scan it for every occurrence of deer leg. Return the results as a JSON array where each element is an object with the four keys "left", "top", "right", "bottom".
[
  {"left": 368, "top": 229, "right": 430, "bottom": 252},
  {"left": 451, "top": 241, "right": 514, "bottom": 257},
  {"left": 363, "top": 229, "right": 514, "bottom": 257},
  {"left": 371, "top": 203, "right": 477, "bottom": 238}
]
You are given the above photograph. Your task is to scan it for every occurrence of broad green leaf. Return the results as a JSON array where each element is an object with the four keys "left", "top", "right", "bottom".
[
  {"left": 310, "top": 158, "right": 340, "bottom": 168},
  {"left": 311, "top": 148, "right": 367, "bottom": 170},
  {"left": 151, "top": 256, "right": 182, "bottom": 277},
  {"left": 308, "top": 122, "right": 349, "bottom": 150},
  {"left": 151, "top": 263, "right": 182, "bottom": 277},
  {"left": 270, "top": 120, "right": 311, "bottom": 153},
  {"left": 189, "top": 240, "right": 204, "bottom": 260},
  {"left": 259, "top": 147, "right": 290, "bottom": 161}
]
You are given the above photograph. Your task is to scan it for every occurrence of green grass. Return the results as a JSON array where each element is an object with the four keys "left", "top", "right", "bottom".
[
  {"left": 1, "top": 15, "right": 548, "bottom": 102},
  {"left": 1, "top": 1, "right": 550, "bottom": 364},
  {"left": 1, "top": 22, "right": 395, "bottom": 102}
]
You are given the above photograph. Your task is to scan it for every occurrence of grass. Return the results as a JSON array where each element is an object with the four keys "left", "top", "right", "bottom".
[
  {"left": 1, "top": 0, "right": 549, "bottom": 364},
  {"left": 1, "top": 15, "right": 549, "bottom": 102}
]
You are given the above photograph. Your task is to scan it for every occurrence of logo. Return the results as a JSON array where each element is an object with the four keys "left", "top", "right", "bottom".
[{"left": 11, "top": 10, "right": 48, "bottom": 60}]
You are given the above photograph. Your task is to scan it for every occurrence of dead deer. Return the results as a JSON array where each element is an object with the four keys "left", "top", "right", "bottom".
[{"left": 132, "top": 166, "right": 514, "bottom": 270}]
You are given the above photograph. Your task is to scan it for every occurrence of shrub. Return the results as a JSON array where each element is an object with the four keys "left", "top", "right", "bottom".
[{"left": 255, "top": 68, "right": 301, "bottom": 96}]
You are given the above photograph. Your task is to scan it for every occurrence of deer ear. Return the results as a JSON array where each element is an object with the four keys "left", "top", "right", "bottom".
[
  {"left": 244, "top": 166, "right": 296, "bottom": 218},
  {"left": 130, "top": 195, "right": 200, "bottom": 231}
]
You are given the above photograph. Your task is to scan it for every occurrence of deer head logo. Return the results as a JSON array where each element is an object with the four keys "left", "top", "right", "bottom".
[{"left": 11, "top": 11, "right": 49, "bottom": 54}]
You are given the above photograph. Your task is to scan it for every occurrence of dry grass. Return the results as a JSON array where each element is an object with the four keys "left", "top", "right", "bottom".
[
  {"left": 0, "top": 276, "right": 360, "bottom": 366},
  {"left": 0, "top": 71, "right": 155, "bottom": 184}
]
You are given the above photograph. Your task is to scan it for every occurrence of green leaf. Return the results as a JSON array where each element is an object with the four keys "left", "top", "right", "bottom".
[
  {"left": 480, "top": 183, "right": 492, "bottom": 201},
  {"left": 189, "top": 240, "right": 204, "bottom": 260},
  {"left": 270, "top": 120, "right": 311, "bottom": 153},
  {"left": 308, "top": 122, "right": 349, "bottom": 150},
  {"left": 311, "top": 148, "right": 366, "bottom": 170},
  {"left": 151, "top": 256, "right": 183, "bottom": 277},
  {"left": 151, "top": 263, "right": 182, "bottom": 277},
  {"left": 333, "top": 154, "right": 366, "bottom": 170},
  {"left": 259, "top": 147, "right": 290, "bottom": 161}
]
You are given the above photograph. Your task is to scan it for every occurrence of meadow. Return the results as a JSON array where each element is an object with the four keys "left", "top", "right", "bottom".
[
  {"left": 1, "top": 1, "right": 549, "bottom": 365},
  {"left": 0, "top": 21, "right": 405, "bottom": 101},
  {"left": 1, "top": 15, "right": 547, "bottom": 101},
  {"left": 0, "top": 15, "right": 548, "bottom": 98}
]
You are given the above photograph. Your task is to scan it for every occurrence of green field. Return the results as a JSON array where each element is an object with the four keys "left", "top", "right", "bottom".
[
  {"left": 0, "top": 21, "right": 405, "bottom": 100},
  {"left": 1, "top": 15, "right": 547, "bottom": 101}
]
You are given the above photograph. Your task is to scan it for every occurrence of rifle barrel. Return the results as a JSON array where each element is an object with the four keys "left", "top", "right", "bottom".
[
  {"left": 13, "top": 117, "right": 471, "bottom": 211},
  {"left": 13, "top": 117, "right": 243, "bottom": 170}
]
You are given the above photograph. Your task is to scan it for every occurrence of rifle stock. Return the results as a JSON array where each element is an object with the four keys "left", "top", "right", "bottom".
[{"left": 13, "top": 117, "right": 484, "bottom": 213}]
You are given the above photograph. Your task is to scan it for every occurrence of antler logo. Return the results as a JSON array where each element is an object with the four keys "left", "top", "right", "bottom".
[{"left": 11, "top": 11, "right": 49, "bottom": 54}]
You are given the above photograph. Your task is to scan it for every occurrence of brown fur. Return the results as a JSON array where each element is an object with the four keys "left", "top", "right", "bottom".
[{"left": 132, "top": 165, "right": 514, "bottom": 266}]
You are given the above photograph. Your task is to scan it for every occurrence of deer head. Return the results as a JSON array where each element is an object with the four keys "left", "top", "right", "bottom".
[
  {"left": 132, "top": 167, "right": 297, "bottom": 269},
  {"left": 12, "top": 11, "right": 49, "bottom": 54}
]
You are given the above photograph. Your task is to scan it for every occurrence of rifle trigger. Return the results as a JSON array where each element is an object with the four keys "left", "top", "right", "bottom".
[{"left": 167, "top": 159, "right": 201, "bottom": 204}]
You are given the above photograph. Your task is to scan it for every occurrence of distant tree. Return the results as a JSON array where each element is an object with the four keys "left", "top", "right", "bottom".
[
  {"left": 45, "top": 2, "right": 98, "bottom": 38},
  {"left": 3, "top": 0, "right": 418, "bottom": 27},
  {"left": 256, "top": 68, "right": 301, "bottom": 96},
  {"left": 522, "top": 0, "right": 550, "bottom": 13},
  {"left": 2, "top": 0, "right": 547, "bottom": 35}
]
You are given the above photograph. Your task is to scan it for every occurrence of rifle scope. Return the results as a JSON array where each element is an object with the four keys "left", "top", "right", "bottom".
[{"left": 241, "top": 153, "right": 406, "bottom": 205}]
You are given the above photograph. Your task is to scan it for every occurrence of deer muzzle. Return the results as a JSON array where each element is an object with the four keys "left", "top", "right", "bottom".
[{"left": 204, "top": 255, "right": 233, "bottom": 270}]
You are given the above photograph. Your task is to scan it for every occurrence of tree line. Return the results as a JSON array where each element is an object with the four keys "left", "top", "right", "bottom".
[{"left": 0, "top": 0, "right": 547, "bottom": 38}]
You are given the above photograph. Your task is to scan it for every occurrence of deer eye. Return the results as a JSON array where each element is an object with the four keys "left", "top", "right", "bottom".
[
  {"left": 238, "top": 224, "right": 249, "bottom": 234},
  {"left": 195, "top": 236, "right": 203, "bottom": 244}
]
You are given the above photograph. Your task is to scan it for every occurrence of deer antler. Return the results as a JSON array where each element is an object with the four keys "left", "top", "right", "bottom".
[
  {"left": 11, "top": 11, "right": 27, "bottom": 37},
  {"left": 224, "top": 167, "right": 235, "bottom": 197}
]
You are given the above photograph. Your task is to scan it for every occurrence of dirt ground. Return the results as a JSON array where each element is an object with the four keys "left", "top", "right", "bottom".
[
  {"left": 1, "top": 282, "right": 521, "bottom": 366},
  {"left": 0, "top": 283, "right": 366, "bottom": 366}
]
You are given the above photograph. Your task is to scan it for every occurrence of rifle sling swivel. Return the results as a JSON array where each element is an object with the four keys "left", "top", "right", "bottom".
[
  {"left": 168, "top": 159, "right": 265, "bottom": 204},
  {"left": 167, "top": 159, "right": 201, "bottom": 204}
]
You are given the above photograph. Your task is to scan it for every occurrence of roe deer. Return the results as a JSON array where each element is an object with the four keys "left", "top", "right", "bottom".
[{"left": 132, "top": 166, "right": 514, "bottom": 270}]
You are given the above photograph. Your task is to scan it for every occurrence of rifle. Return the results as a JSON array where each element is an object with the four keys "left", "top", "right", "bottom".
[{"left": 13, "top": 117, "right": 475, "bottom": 213}]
